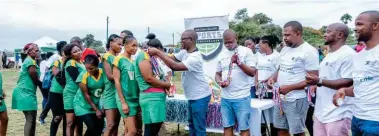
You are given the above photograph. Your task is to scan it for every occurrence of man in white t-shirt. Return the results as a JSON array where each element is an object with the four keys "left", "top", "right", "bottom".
[
  {"left": 148, "top": 29, "right": 211, "bottom": 136},
  {"left": 333, "top": 10, "right": 379, "bottom": 135},
  {"left": 215, "top": 30, "right": 256, "bottom": 136},
  {"left": 305, "top": 23, "right": 355, "bottom": 136},
  {"left": 268, "top": 21, "right": 319, "bottom": 136}
]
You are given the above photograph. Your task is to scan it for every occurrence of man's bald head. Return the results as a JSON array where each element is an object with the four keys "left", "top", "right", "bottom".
[
  {"left": 328, "top": 23, "right": 349, "bottom": 39},
  {"left": 183, "top": 29, "right": 198, "bottom": 41},
  {"left": 359, "top": 10, "right": 379, "bottom": 23},
  {"left": 223, "top": 29, "right": 237, "bottom": 38}
]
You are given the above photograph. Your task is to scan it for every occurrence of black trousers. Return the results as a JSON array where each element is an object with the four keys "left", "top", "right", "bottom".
[
  {"left": 144, "top": 122, "right": 163, "bottom": 136},
  {"left": 78, "top": 114, "right": 104, "bottom": 136},
  {"left": 23, "top": 111, "right": 37, "bottom": 136}
]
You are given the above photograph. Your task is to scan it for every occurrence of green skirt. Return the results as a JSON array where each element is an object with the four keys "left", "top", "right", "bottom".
[
  {"left": 12, "top": 88, "right": 37, "bottom": 111},
  {"left": 139, "top": 92, "right": 166, "bottom": 124},
  {"left": 63, "top": 89, "right": 77, "bottom": 110},
  {"left": 101, "top": 84, "right": 117, "bottom": 110},
  {"left": 116, "top": 93, "right": 139, "bottom": 118}
]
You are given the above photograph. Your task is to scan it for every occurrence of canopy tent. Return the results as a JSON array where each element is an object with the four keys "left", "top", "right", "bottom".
[{"left": 14, "top": 36, "right": 58, "bottom": 54}]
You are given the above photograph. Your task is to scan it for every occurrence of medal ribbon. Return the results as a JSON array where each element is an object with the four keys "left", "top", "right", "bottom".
[{"left": 307, "top": 85, "right": 315, "bottom": 107}]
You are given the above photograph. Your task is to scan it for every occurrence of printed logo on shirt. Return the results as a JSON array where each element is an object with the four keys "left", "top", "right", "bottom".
[
  {"left": 291, "top": 57, "right": 301, "bottom": 61},
  {"left": 324, "top": 62, "right": 334, "bottom": 67},
  {"left": 364, "top": 60, "right": 379, "bottom": 67},
  {"left": 257, "top": 66, "right": 273, "bottom": 72},
  {"left": 354, "top": 76, "right": 374, "bottom": 83},
  {"left": 279, "top": 65, "right": 295, "bottom": 74}
]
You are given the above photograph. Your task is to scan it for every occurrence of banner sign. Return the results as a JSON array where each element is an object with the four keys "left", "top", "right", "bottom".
[{"left": 184, "top": 15, "right": 229, "bottom": 78}]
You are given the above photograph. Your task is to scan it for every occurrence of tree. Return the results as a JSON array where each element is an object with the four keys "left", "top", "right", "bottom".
[
  {"left": 260, "top": 24, "right": 282, "bottom": 40},
  {"left": 303, "top": 27, "right": 324, "bottom": 46},
  {"left": 251, "top": 13, "right": 272, "bottom": 25},
  {"left": 340, "top": 13, "right": 352, "bottom": 25},
  {"left": 81, "top": 34, "right": 106, "bottom": 53},
  {"left": 319, "top": 25, "right": 327, "bottom": 34},
  {"left": 234, "top": 8, "right": 249, "bottom": 22},
  {"left": 230, "top": 21, "right": 261, "bottom": 44}
]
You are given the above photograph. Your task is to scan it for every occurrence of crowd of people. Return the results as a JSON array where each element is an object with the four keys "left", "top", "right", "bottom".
[{"left": 0, "top": 10, "right": 377, "bottom": 136}]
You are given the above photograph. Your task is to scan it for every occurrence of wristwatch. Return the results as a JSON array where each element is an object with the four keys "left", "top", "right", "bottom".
[{"left": 317, "top": 78, "right": 323, "bottom": 87}]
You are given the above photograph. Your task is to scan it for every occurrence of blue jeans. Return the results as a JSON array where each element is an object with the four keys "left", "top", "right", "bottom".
[
  {"left": 221, "top": 96, "right": 251, "bottom": 131},
  {"left": 352, "top": 116, "right": 379, "bottom": 136},
  {"left": 188, "top": 95, "right": 211, "bottom": 136},
  {"left": 250, "top": 86, "right": 256, "bottom": 98}
]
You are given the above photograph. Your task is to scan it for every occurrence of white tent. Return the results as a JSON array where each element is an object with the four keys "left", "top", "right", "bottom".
[{"left": 33, "top": 36, "right": 58, "bottom": 47}]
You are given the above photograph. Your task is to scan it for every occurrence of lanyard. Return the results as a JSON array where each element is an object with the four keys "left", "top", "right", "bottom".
[
  {"left": 225, "top": 48, "right": 240, "bottom": 83},
  {"left": 146, "top": 49, "right": 161, "bottom": 79},
  {"left": 272, "top": 84, "right": 284, "bottom": 115},
  {"left": 306, "top": 85, "right": 315, "bottom": 107}
]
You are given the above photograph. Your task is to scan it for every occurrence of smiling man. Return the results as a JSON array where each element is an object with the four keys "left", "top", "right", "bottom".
[
  {"left": 305, "top": 23, "right": 355, "bottom": 136},
  {"left": 268, "top": 21, "right": 319, "bottom": 136},
  {"left": 333, "top": 10, "right": 379, "bottom": 136}
]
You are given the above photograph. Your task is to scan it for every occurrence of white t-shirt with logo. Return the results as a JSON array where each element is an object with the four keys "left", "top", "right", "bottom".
[
  {"left": 277, "top": 42, "right": 319, "bottom": 101},
  {"left": 314, "top": 45, "right": 355, "bottom": 123},
  {"left": 352, "top": 44, "right": 379, "bottom": 121},
  {"left": 217, "top": 46, "right": 257, "bottom": 99},
  {"left": 257, "top": 51, "right": 280, "bottom": 82},
  {"left": 174, "top": 49, "right": 212, "bottom": 100}
]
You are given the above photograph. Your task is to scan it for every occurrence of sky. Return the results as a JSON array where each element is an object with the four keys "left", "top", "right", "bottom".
[{"left": 0, "top": 0, "right": 378, "bottom": 51}]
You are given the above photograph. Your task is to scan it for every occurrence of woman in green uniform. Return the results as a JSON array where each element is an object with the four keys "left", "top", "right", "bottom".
[
  {"left": 49, "top": 42, "right": 67, "bottom": 136},
  {"left": 63, "top": 44, "right": 84, "bottom": 136},
  {"left": 102, "top": 34, "right": 122, "bottom": 136},
  {"left": 12, "top": 43, "right": 41, "bottom": 136},
  {"left": 74, "top": 54, "right": 105, "bottom": 136},
  {"left": 135, "top": 36, "right": 171, "bottom": 136},
  {"left": 113, "top": 35, "right": 139, "bottom": 135},
  {"left": 0, "top": 72, "right": 8, "bottom": 136}
]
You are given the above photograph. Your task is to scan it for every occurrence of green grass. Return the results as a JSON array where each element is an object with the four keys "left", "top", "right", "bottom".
[{"left": 1, "top": 70, "right": 222, "bottom": 136}]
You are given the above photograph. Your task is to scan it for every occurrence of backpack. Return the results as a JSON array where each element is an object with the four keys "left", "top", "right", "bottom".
[{"left": 42, "top": 69, "right": 53, "bottom": 89}]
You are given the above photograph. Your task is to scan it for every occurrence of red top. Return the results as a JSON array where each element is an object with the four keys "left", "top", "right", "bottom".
[
  {"left": 81, "top": 48, "right": 97, "bottom": 62},
  {"left": 356, "top": 45, "right": 365, "bottom": 53}
]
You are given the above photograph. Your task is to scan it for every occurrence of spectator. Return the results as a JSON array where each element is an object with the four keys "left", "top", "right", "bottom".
[{"left": 355, "top": 41, "right": 366, "bottom": 52}]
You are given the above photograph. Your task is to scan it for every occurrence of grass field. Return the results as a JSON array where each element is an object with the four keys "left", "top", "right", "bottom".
[{"left": 0, "top": 70, "right": 222, "bottom": 136}]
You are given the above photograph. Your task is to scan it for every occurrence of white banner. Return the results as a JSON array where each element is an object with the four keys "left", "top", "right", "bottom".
[{"left": 184, "top": 15, "right": 229, "bottom": 78}]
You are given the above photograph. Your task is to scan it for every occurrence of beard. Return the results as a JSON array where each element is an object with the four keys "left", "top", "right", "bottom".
[
  {"left": 324, "top": 40, "right": 333, "bottom": 45},
  {"left": 357, "top": 32, "right": 372, "bottom": 43}
]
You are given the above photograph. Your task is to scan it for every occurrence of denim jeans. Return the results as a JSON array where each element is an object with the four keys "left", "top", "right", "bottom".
[
  {"left": 352, "top": 116, "right": 379, "bottom": 136},
  {"left": 188, "top": 95, "right": 210, "bottom": 136},
  {"left": 250, "top": 86, "right": 256, "bottom": 98},
  {"left": 221, "top": 96, "right": 251, "bottom": 131}
]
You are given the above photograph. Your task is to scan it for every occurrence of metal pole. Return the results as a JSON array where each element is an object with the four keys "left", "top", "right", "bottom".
[
  {"left": 106, "top": 16, "right": 109, "bottom": 39},
  {"left": 148, "top": 27, "right": 150, "bottom": 34},
  {"left": 172, "top": 33, "right": 175, "bottom": 45}
]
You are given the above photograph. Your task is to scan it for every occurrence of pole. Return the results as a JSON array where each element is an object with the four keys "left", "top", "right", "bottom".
[
  {"left": 148, "top": 27, "right": 150, "bottom": 34},
  {"left": 172, "top": 33, "right": 175, "bottom": 45},
  {"left": 106, "top": 16, "right": 109, "bottom": 39}
]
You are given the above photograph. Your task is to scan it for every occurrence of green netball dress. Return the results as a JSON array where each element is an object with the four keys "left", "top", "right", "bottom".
[
  {"left": 50, "top": 59, "right": 64, "bottom": 94},
  {"left": 12, "top": 56, "right": 40, "bottom": 111},
  {"left": 74, "top": 69, "right": 106, "bottom": 116},
  {"left": 0, "top": 72, "right": 7, "bottom": 112},
  {"left": 134, "top": 51, "right": 166, "bottom": 124},
  {"left": 101, "top": 52, "right": 117, "bottom": 109},
  {"left": 113, "top": 55, "right": 139, "bottom": 118},
  {"left": 63, "top": 60, "right": 85, "bottom": 110}
]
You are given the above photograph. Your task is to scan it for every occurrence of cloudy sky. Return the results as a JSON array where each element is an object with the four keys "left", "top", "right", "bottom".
[{"left": 0, "top": 0, "right": 378, "bottom": 51}]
